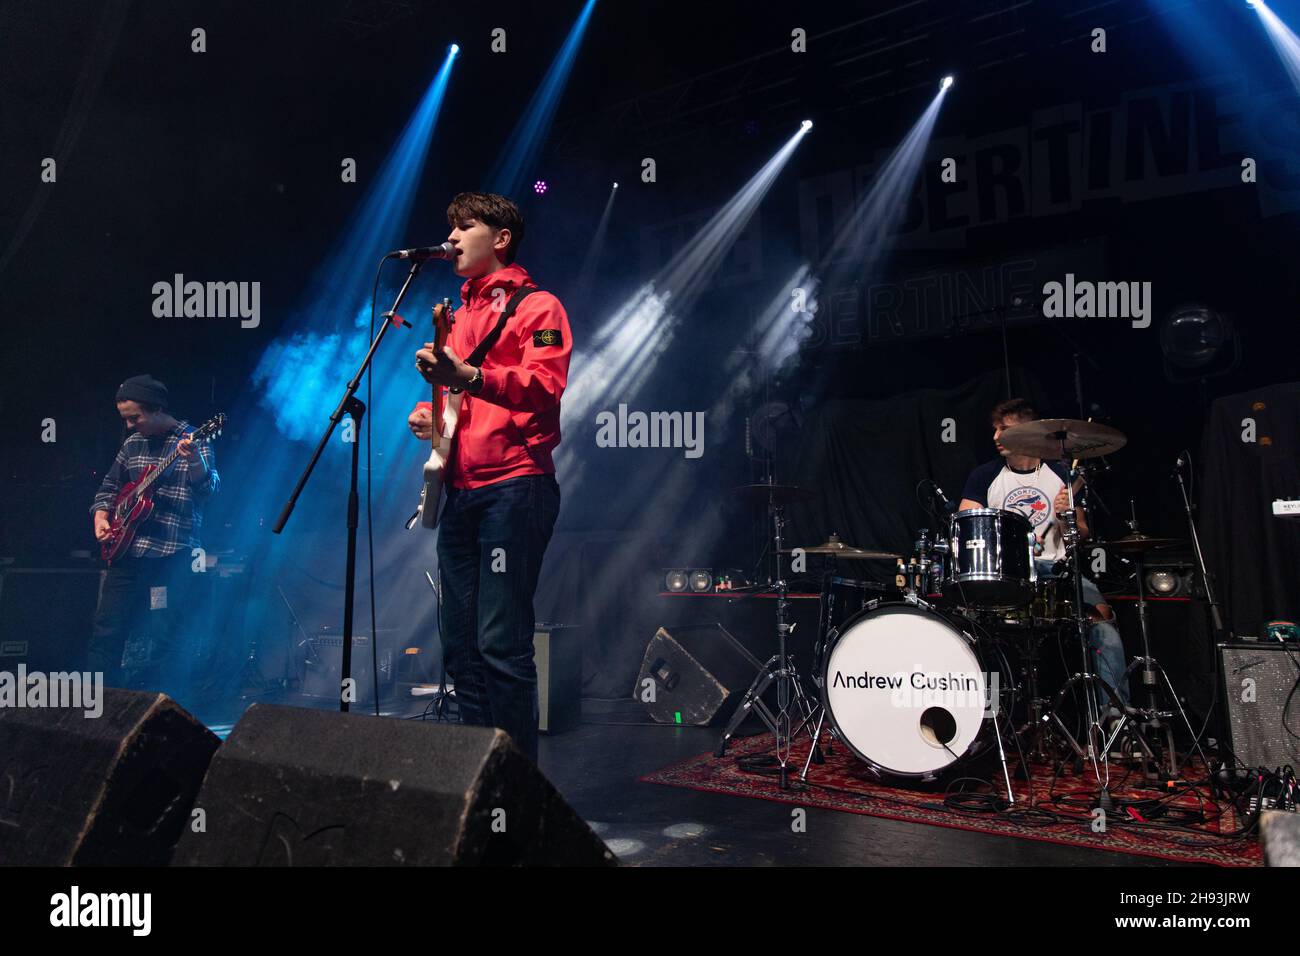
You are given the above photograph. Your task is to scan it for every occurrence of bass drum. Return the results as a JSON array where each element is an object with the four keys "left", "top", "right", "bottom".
[{"left": 822, "top": 601, "right": 1006, "bottom": 781}]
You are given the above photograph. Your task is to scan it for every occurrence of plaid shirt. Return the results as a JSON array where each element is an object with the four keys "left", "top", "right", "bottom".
[{"left": 90, "top": 421, "right": 220, "bottom": 558}]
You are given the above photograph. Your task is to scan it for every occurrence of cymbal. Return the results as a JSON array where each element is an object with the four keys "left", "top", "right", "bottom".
[
  {"left": 732, "top": 483, "right": 813, "bottom": 506},
  {"left": 997, "top": 418, "right": 1126, "bottom": 460},
  {"left": 780, "top": 534, "right": 900, "bottom": 560},
  {"left": 1099, "top": 532, "right": 1185, "bottom": 554}
]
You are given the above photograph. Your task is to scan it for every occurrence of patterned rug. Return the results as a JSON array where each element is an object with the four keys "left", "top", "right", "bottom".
[{"left": 640, "top": 730, "right": 1262, "bottom": 866}]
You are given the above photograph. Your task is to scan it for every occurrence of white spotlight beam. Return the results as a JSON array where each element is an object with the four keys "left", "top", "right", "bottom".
[
  {"left": 560, "top": 123, "right": 812, "bottom": 440},
  {"left": 821, "top": 87, "right": 947, "bottom": 284},
  {"left": 1254, "top": 2, "right": 1300, "bottom": 94}
]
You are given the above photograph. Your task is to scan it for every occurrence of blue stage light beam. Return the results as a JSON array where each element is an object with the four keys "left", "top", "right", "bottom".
[
  {"left": 178, "top": 51, "right": 460, "bottom": 722},
  {"left": 1148, "top": 0, "right": 1271, "bottom": 81},
  {"left": 252, "top": 49, "right": 458, "bottom": 440},
  {"left": 485, "top": 0, "right": 597, "bottom": 197},
  {"left": 1252, "top": 2, "right": 1300, "bottom": 93}
]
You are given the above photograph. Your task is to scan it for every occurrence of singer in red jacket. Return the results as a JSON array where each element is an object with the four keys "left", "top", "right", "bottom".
[{"left": 409, "top": 191, "right": 571, "bottom": 762}]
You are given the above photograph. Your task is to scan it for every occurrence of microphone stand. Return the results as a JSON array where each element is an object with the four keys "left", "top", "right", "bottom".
[
  {"left": 1174, "top": 457, "right": 1229, "bottom": 643},
  {"left": 272, "top": 255, "right": 422, "bottom": 713}
]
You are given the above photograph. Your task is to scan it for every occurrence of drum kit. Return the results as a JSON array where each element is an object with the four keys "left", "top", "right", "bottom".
[{"left": 719, "top": 418, "right": 1207, "bottom": 801}]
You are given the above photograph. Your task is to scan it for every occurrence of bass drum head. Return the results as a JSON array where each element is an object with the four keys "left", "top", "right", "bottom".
[{"left": 823, "top": 603, "right": 993, "bottom": 779}]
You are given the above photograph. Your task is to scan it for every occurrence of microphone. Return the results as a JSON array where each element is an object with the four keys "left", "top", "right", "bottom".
[
  {"left": 931, "top": 481, "right": 958, "bottom": 514},
  {"left": 391, "top": 242, "right": 459, "bottom": 261}
]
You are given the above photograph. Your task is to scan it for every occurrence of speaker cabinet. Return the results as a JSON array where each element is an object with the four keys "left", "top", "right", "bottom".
[
  {"left": 535, "top": 624, "right": 581, "bottom": 734},
  {"left": 635, "top": 624, "right": 762, "bottom": 725},
  {"left": 1217, "top": 642, "right": 1300, "bottom": 770},
  {"left": 0, "top": 688, "right": 219, "bottom": 865},
  {"left": 172, "top": 703, "right": 615, "bottom": 866}
]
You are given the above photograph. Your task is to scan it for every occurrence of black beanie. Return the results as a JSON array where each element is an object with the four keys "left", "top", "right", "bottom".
[{"left": 115, "top": 374, "right": 169, "bottom": 409}]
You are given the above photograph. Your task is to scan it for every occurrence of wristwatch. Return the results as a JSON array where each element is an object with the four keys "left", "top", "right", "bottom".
[{"left": 465, "top": 366, "right": 484, "bottom": 394}]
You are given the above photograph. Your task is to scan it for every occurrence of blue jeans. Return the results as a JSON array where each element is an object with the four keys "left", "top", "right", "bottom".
[
  {"left": 1034, "top": 559, "right": 1129, "bottom": 706},
  {"left": 436, "top": 474, "right": 560, "bottom": 762}
]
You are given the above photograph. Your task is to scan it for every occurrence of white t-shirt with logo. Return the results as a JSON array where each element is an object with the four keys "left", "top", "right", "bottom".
[{"left": 961, "top": 459, "right": 1072, "bottom": 560}]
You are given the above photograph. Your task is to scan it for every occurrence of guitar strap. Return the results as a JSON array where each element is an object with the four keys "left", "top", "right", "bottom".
[
  {"left": 461, "top": 285, "right": 543, "bottom": 374},
  {"left": 443, "top": 285, "right": 542, "bottom": 419}
]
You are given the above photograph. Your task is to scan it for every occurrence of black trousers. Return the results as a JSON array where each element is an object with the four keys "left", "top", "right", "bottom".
[{"left": 86, "top": 551, "right": 199, "bottom": 692}]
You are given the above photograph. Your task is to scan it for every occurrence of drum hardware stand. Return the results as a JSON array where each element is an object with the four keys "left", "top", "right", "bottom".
[
  {"left": 1013, "top": 628, "right": 1062, "bottom": 765},
  {"left": 797, "top": 561, "right": 851, "bottom": 783},
  {"left": 1052, "top": 451, "right": 1122, "bottom": 788},
  {"left": 714, "top": 487, "right": 814, "bottom": 789},
  {"left": 1116, "top": 513, "right": 1210, "bottom": 781}
]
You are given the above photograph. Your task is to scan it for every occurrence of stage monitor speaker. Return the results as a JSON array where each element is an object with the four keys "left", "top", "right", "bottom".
[
  {"left": 1217, "top": 642, "right": 1300, "bottom": 769},
  {"left": 635, "top": 623, "right": 762, "bottom": 725},
  {"left": 0, "top": 688, "right": 220, "bottom": 866},
  {"left": 171, "top": 703, "right": 616, "bottom": 866}
]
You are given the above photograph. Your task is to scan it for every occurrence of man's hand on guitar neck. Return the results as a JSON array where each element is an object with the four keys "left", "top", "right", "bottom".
[{"left": 415, "top": 343, "right": 475, "bottom": 389}]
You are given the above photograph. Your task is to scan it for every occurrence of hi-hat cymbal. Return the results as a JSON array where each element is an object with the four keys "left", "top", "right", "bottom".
[
  {"left": 997, "top": 418, "right": 1127, "bottom": 460},
  {"left": 732, "top": 483, "right": 813, "bottom": 506},
  {"left": 1099, "top": 532, "right": 1185, "bottom": 554},
  {"left": 779, "top": 533, "right": 900, "bottom": 560}
]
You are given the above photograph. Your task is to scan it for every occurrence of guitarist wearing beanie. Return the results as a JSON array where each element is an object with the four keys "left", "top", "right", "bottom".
[
  {"left": 87, "top": 374, "right": 220, "bottom": 691},
  {"left": 407, "top": 192, "right": 572, "bottom": 763}
]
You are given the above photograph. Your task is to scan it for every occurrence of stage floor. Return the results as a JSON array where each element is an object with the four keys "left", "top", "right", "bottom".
[
  {"left": 534, "top": 713, "right": 1196, "bottom": 868},
  {"left": 207, "top": 694, "right": 1202, "bottom": 867}
]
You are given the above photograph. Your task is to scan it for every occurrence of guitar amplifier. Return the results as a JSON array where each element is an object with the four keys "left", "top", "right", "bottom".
[
  {"left": 300, "top": 629, "right": 397, "bottom": 706},
  {"left": 535, "top": 624, "right": 582, "bottom": 734},
  {"left": 1217, "top": 642, "right": 1300, "bottom": 769},
  {"left": 0, "top": 566, "right": 104, "bottom": 672}
]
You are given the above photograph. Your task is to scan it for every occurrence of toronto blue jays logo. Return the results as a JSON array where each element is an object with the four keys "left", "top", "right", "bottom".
[{"left": 1004, "top": 486, "right": 1052, "bottom": 528}]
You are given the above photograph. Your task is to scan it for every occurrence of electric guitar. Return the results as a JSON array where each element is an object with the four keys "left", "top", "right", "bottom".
[
  {"left": 99, "top": 413, "right": 226, "bottom": 563},
  {"left": 408, "top": 299, "right": 457, "bottom": 530}
]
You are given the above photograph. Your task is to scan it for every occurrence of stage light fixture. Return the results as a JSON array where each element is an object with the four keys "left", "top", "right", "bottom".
[
  {"left": 534, "top": 180, "right": 548, "bottom": 195},
  {"left": 450, "top": 43, "right": 460, "bottom": 55},
  {"left": 801, "top": 119, "right": 813, "bottom": 130},
  {"left": 612, "top": 181, "right": 619, "bottom": 189},
  {"left": 663, "top": 568, "right": 715, "bottom": 593},
  {"left": 1147, "top": 569, "right": 1179, "bottom": 595},
  {"left": 1143, "top": 565, "right": 1193, "bottom": 597},
  {"left": 941, "top": 75, "right": 954, "bottom": 90}
]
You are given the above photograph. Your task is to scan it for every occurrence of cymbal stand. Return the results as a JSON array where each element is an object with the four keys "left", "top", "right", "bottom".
[
  {"left": 714, "top": 489, "right": 817, "bottom": 789},
  {"left": 797, "top": 559, "right": 843, "bottom": 781},
  {"left": 1047, "top": 446, "right": 1119, "bottom": 792},
  {"left": 1121, "top": 514, "right": 1211, "bottom": 780}
]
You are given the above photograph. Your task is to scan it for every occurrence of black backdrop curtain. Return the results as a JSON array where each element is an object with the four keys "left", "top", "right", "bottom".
[
  {"left": 1198, "top": 382, "right": 1300, "bottom": 639},
  {"left": 785, "top": 370, "right": 1049, "bottom": 569}
]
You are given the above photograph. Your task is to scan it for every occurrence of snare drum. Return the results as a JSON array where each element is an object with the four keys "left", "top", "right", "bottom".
[{"left": 943, "top": 508, "right": 1036, "bottom": 609}]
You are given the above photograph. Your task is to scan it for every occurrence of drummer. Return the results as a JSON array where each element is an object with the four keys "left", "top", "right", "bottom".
[{"left": 957, "top": 398, "right": 1130, "bottom": 707}]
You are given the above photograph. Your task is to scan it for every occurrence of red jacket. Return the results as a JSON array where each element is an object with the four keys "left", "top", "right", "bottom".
[{"left": 414, "top": 263, "right": 571, "bottom": 490}]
